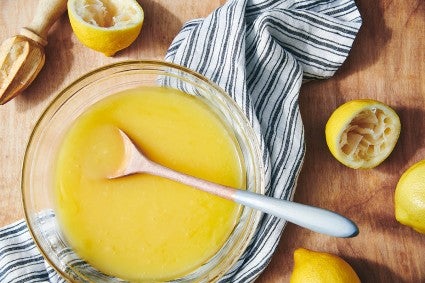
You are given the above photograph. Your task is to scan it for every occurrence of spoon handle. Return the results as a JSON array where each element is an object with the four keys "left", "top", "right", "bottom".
[
  {"left": 234, "top": 190, "right": 359, "bottom": 238},
  {"left": 146, "top": 160, "right": 358, "bottom": 238}
]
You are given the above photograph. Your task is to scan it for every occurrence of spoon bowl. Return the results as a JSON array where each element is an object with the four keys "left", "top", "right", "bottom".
[{"left": 112, "top": 129, "right": 359, "bottom": 238}]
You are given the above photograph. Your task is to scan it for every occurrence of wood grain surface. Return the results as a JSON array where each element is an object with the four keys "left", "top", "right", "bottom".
[{"left": 0, "top": 1, "right": 424, "bottom": 282}]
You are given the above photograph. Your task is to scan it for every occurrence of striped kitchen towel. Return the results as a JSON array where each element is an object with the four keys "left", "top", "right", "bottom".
[
  {"left": 0, "top": 0, "right": 361, "bottom": 282},
  {"left": 165, "top": 0, "right": 361, "bottom": 281}
]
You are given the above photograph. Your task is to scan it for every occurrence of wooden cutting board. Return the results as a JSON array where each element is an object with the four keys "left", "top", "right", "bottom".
[{"left": 0, "top": 0, "right": 424, "bottom": 282}]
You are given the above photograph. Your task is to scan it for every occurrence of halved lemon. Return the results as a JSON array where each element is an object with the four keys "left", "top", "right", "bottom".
[
  {"left": 68, "top": 0, "right": 144, "bottom": 56},
  {"left": 325, "top": 99, "right": 401, "bottom": 169}
]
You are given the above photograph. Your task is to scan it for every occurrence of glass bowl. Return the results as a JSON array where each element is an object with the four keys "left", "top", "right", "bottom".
[{"left": 22, "top": 60, "right": 264, "bottom": 282}]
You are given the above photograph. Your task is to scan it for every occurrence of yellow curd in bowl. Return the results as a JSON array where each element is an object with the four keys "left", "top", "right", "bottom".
[{"left": 54, "top": 86, "right": 245, "bottom": 281}]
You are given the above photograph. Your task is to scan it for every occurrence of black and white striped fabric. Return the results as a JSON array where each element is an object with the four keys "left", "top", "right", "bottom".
[
  {"left": 165, "top": 0, "right": 361, "bottom": 281},
  {"left": 0, "top": 0, "right": 361, "bottom": 282}
]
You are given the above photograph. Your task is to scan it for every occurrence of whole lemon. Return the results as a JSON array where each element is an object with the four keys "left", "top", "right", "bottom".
[
  {"left": 395, "top": 159, "right": 425, "bottom": 233},
  {"left": 325, "top": 99, "right": 400, "bottom": 169},
  {"left": 290, "top": 248, "right": 360, "bottom": 283},
  {"left": 68, "top": 0, "right": 144, "bottom": 56}
]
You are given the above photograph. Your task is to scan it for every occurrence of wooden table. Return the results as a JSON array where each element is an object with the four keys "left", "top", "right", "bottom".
[{"left": 1, "top": 1, "right": 424, "bottom": 282}]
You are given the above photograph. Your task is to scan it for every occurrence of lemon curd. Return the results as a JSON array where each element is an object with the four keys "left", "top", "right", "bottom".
[{"left": 54, "top": 86, "right": 245, "bottom": 281}]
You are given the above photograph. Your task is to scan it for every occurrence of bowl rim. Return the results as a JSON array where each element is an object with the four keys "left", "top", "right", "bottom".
[{"left": 21, "top": 59, "right": 265, "bottom": 282}]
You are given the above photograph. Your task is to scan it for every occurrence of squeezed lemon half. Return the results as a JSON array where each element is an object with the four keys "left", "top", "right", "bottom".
[
  {"left": 68, "top": 0, "right": 144, "bottom": 56},
  {"left": 290, "top": 248, "right": 360, "bottom": 283},
  {"left": 325, "top": 99, "right": 401, "bottom": 169},
  {"left": 395, "top": 159, "right": 425, "bottom": 234}
]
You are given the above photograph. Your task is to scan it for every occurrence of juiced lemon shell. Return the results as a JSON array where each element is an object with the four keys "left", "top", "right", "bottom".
[
  {"left": 325, "top": 99, "right": 401, "bottom": 169},
  {"left": 68, "top": 0, "right": 144, "bottom": 56}
]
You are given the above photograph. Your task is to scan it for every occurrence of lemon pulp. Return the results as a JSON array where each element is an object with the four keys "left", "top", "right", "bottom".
[{"left": 54, "top": 87, "right": 245, "bottom": 281}]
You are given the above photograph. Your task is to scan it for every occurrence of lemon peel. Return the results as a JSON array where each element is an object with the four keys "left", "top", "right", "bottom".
[
  {"left": 325, "top": 99, "right": 401, "bottom": 169},
  {"left": 395, "top": 159, "right": 425, "bottom": 234},
  {"left": 290, "top": 248, "right": 360, "bottom": 283},
  {"left": 68, "top": 0, "right": 144, "bottom": 56}
]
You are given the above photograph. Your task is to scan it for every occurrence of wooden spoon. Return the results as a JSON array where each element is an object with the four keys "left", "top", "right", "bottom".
[
  {"left": 110, "top": 129, "right": 359, "bottom": 238},
  {"left": 0, "top": 0, "right": 67, "bottom": 105}
]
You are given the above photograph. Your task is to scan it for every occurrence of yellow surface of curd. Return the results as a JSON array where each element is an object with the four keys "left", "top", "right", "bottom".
[{"left": 54, "top": 86, "right": 245, "bottom": 281}]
